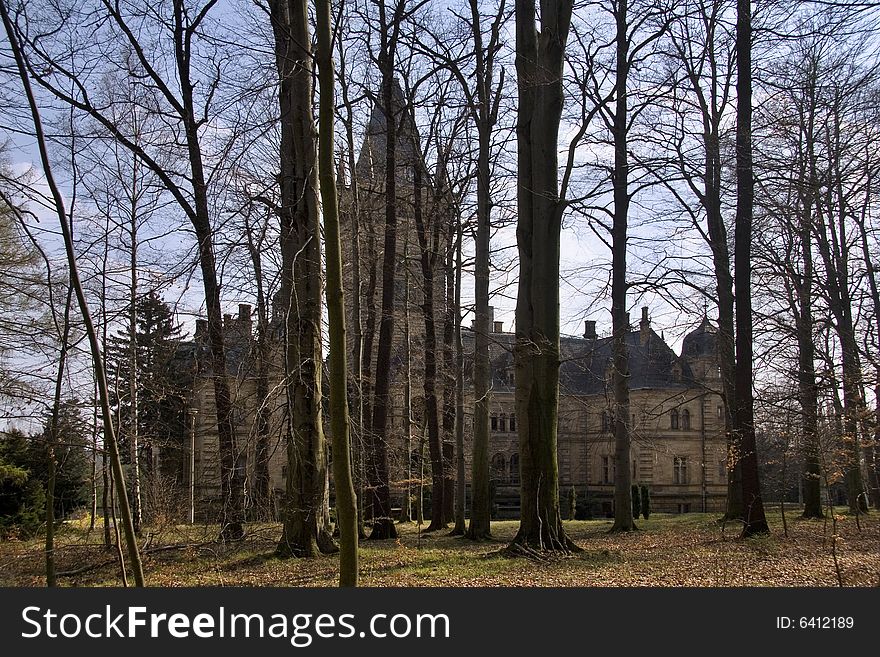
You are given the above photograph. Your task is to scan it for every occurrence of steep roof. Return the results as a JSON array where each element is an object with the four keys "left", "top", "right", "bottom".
[
  {"left": 464, "top": 326, "right": 695, "bottom": 396},
  {"left": 355, "top": 78, "right": 423, "bottom": 182},
  {"left": 682, "top": 315, "right": 718, "bottom": 359}
]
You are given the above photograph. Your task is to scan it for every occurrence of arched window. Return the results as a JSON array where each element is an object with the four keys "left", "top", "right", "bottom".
[
  {"left": 681, "top": 409, "right": 691, "bottom": 430},
  {"left": 670, "top": 408, "right": 680, "bottom": 430},
  {"left": 509, "top": 453, "right": 520, "bottom": 485},
  {"left": 490, "top": 453, "right": 506, "bottom": 482}
]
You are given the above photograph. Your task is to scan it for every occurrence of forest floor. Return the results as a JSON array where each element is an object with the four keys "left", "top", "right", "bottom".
[{"left": 1, "top": 509, "right": 878, "bottom": 587}]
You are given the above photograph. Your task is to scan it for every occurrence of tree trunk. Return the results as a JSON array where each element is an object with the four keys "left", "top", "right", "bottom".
[
  {"left": 798, "top": 89, "right": 822, "bottom": 519},
  {"left": 271, "top": 0, "right": 336, "bottom": 557},
  {"left": 317, "top": 0, "right": 358, "bottom": 585},
  {"left": 704, "top": 135, "right": 741, "bottom": 521},
  {"left": 403, "top": 260, "right": 414, "bottom": 523},
  {"left": 609, "top": 0, "right": 635, "bottom": 533},
  {"left": 509, "top": 0, "right": 578, "bottom": 552},
  {"left": 169, "top": 0, "right": 244, "bottom": 541},
  {"left": 244, "top": 213, "right": 273, "bottom": 519},
  {"left": 465, "top": 0, "right": 494, "bottom": 541},
  {"left": 45, "top": 286, "right": 73, "bottom": 587},
  {"left": 734, "top": 0, "right": 769, "bottom": 537},
  {"left": 366, "top": 2, "right": 406, "bottom": 541},
  {"left": 441, "top": 203, "right": 457, "bottom": 528},
  {"left": 813, "top": 115, "right": 868, "bottom": 514},
  {"left": 452, "top": 211, "right": 466, "bottom": 535},
  {"left": 128, "top": 186, "right": 141, "bottom": 533},
  {"left": 413, "top": 161, "right": 445, "bottom": 531},
  {"left": 338, "top": 39, "right": 368, "bottom": 539}
]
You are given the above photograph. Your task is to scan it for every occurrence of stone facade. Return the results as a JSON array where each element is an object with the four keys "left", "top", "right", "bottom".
[
  {"left": 180, "top": 305, "right": 728, "bottom": 518},
  {"left": 464, "top": 310, "right": 728, "bottom": 516}
]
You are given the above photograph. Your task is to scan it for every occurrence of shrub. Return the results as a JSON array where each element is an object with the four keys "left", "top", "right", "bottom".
[
  {"left": 640, "top": 485, "right": 651, "bottom": 519},
  {"left": 631, "top": 484, "right": 641, "bottom": 519},
  {"left": 567, "top": 486, "right": 577, "bottom": 520}
]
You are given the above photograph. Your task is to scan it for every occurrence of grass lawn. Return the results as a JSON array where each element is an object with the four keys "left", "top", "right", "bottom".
[{"left": 1, "top": 510, "right": 877, "bottom": 587}]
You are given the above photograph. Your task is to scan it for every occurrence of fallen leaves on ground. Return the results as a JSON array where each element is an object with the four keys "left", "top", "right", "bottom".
[{"left": 1, "top": 511, "right": 877, "bottom": 587}]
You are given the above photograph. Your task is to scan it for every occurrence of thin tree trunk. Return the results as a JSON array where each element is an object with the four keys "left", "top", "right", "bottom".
[
  {"left": 798, "top": 91, "right": 822, "bottom": 519},
  {"left": 90, "top": 380, "right": 98, "bottom": 532},
  {"left": 465, "top": 0, "right": 493, "bottom": 540},
  {"left": 168, "top": 0, "right": 244, "bottom": 541},
  {"left": 102, "top": 448, "right": 111, "bottom": 549},
  {"left": 337, "top": 36, "right": 368, "bottom": 540},
  {"left": 128, "top": 178, "right": 141, "bottom": 533},
  {"left": 45, "top": 285, "right": 73, "bottom": 587},
  {"left": 451, "top": 209, "right": 466, "bottom": 535},
  {"left": 367, "top": 1, "right": 405, "bottom": 541},
  {"left": 317, "top": 0, "right": 358, "bottom": 584},
  {"left": 403, "top": 258, "right": 414, "bottom": 523},
  {"left": 244, "top": 213, "right": 272, "bottom": 519},
  {"left": 441, "top": 203, "right": 457, "bottom": 528},
  {"left": 705, "top": 143, "right": 741, "bottom": 522},
  {"left": 413, "top": 161, "right": 445, "bottom": 531}
]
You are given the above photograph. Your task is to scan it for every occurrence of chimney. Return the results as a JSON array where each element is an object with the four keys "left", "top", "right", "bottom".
[
  {"left": 493, "top": 321, "right": 503, "bottom": 333},
  {"left": 640, "top": 306, "right": 650, "bottom": 345},
  {"left": 238, "top": 303, "right": 251, "bottom": 322},
  {"left": 624, "top": 311, "right": 630, "bottom": 331},
  {"left": 583, "top": 320, "right": 597, "bottom": 340},
  {"left": 195, "top": 319, "right": 207, "bottom": 340},
  {"left": 488, "top": 305, "right": 495, "bottom": 327}
]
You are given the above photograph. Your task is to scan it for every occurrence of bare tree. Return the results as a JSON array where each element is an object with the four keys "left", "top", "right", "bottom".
[
  {"left": 11, "top": 0, "right": 249, "bottom": 539},
  {"left": 1, "top": 0, "right": 145, "bottom": 583}
]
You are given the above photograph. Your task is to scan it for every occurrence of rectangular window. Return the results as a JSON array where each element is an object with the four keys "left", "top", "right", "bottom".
[
  {"left": 602, "top": 456, "right": 614, "bottom": 484},
  {"left": 491, "top": 416, "right": 498, "bottom": 431},
  {"left": 673, "top": 456, "right": 688, "bottom": 484},
  {"left": 510, "top": 416, "right": 516, "bottom": 432},
  {"left": 499, "top": 416, "right": 506, "bottom": 432}
]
